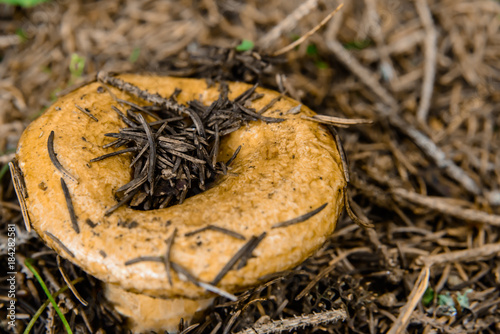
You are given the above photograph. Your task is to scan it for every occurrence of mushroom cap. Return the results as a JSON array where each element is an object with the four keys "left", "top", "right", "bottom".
[{"left": 16, "top": 74, "right": 346, "bottom": 299}]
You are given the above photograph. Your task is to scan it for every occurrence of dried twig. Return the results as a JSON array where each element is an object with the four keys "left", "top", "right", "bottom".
[
  {"left": 272, "top": 4, "right": 344, "bottom": 56},
  {"left": 234, "top": 308, "right": 347, "bottom": 334},
  {"left": 382, "top": 109, "right": 482, "bottom": 195},
  {"left": 258, "top": 0, "right": 320, "bottom": 48},
  {"left": 415, "top": 0, "right": 438, "bottom": 123},
  {"left": 325, "top": 39, "right": 398, "bottom": 108},
  {"left": 387, "top": 266, "right": 430, "bottom": 334},
  {"left": 417, "top": 243, "right": 500, "bottom": 267},
  {"left": 392, "top": 188, "right": 500, "bottom": 226}
]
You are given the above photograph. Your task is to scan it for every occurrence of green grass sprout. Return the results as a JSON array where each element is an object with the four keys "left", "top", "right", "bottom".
[
  {"left": 315, "top": 60, "right": 329, "bottom": 69},
  {"left": 236, "top": 39, "right": 254, "bottom": 52},
  {"left": 306, "top": 44, "right": 319, "bottom": 56},
  {"left": 15, "top": 28, "right": 29, "bottom": 42},
  {"left": 69, "top": 53, "right": 85, "bottom": 79},
  {"left": 24, "top": 277, "right": 84, "bottom": 334},
  {"left": 129, "top": 47, "right": 141, "bottom": 63},
  {"left": 24, "top": 259, "right": 73, "bottom": 334},
  {"left": 0, "top": 0, "right": 49, "bottom": 7},
  {"left": 0, "top": 163, "right": 10, "bottom": 182},
  {"left": 343, "top": 39, "right": 372, "bottom": 50},
  {"left": 422, "top": 287, "right": 434, "bottom": 307}
]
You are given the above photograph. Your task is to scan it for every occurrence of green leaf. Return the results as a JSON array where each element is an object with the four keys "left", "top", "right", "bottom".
[
  {"left": 129, "top": 47, "right": 141, "bottom": 63},
  {"left": 69, "top": 53, "right": 85, "bottom": 79},
  {"left": 24, "top": 259, "right": 73, "bottom": 334},
  {"left": 15, "top": 28, "right": 28, "bottom": 42},
  {"left": 0, "top": 0, "right": 49, "bottom": 7},
  {"left": 236, "top": 39, "right": 254, "bottom": 52},
  {"left": 306, "top": 44, "right": 318, "bottom": 56},
  {"left": 435, "top": 289, "right": 472, "bottom": 315},
  {"left": 0, "top": 163, "right": 9, "bottom": 182},
  {"left": 41, "top": 65, "right": 51, "bottom": 74},
  {"left": 438, "top": 292, "right": 454, "bottom": 307},
  {"left": 343, "top": 39, "right": 372, "bottom": 50},
  {"left": 456, "top": 289, "right": 472, "bottom": 309},
  {"left": 50, "top": 88, "right": 60, "bottom": 102},
  {"left": 422, "top": 287, "right": 434, "bottom": 307},
  {"left": 315, "top": 60, "right": 329, "bottom": 69}
]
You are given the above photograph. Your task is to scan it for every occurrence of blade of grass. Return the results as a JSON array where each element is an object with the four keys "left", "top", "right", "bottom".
[
  {"left": 235, "top": 39, "right": 254, "bottom": 52},
  {"left": 23, "top": 277, "right": 84, "bottom": 334},
  {"left": 24, "top": 259, "right": 73, "bottom": 334},
  {"left": 0, "top": 163, "right": 10, "bottom": 182},
  {"left": 1, "top": 0, "right": 49, "bottom": 7}
]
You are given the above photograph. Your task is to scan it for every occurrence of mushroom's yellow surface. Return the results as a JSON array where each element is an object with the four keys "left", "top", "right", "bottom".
[{"left": 15, "top": 75, "right": 346, "bottom": 332}]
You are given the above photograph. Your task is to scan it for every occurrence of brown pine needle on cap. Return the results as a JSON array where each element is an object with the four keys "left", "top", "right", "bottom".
[
  {"left": 9, "top": 160, "right": 31, "bottom": 232},
  {"left": 184, "top": 225, "right": 246, "bottom": 240},
  {"left": 47, "top": 131, "right": 78, "bottom": 183},
  {"left": 60, "top": 177, "right": 80, "bottom": 234},
  {"left": 44, "top": 231, "right": 75, "bottom": 258},
  {"left": 272, "top": 203, "right": 328, "bottom": 229},
  {"left": 75, "top": 104, "right": 98, "bottom": 122},
  {"left": 164, "top": 228, "right": 177, "bottom": 286},
  {"left": 302, "top": 114, "right": 373, "bottom": 126}
]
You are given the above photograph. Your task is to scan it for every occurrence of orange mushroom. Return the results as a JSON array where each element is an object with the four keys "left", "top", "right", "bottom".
[{"left": 13, "top": 74, "right": 346, "bottom": 332}]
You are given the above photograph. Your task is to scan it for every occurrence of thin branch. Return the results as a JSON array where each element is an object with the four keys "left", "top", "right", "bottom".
[
  {"left": 415, "top": 0, "right": 438, "bottom": 123},
  {"left": 383, "top": 109, "right": 481, "bottom": 195},
  {"left": 417, "top": 243, "right": 500, "bottom": 267},
  {"left": 387, "top": 266, "right": 430, "bottom": 334},
  {"left": 258, "top": 0, "right": 320, "bottom": 48},
  {"left": 234, "top": 308, "right": 347, "bottom": 334},
  {"left": 325, "top": 39, "right": 398, "bottom": 108},
  {"left": 272, "top": 4, "right": 344, "bottom": 56},
  {"left": 392, "top": 188, "right": 500, "bottom": 226}
]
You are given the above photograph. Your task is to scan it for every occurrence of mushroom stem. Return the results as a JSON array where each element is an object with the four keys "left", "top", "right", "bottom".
[{"left": 104, "top": 283, "right": 214, "bottom": 333}]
